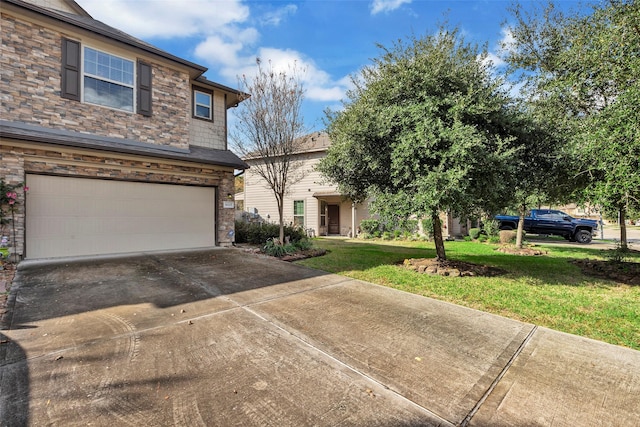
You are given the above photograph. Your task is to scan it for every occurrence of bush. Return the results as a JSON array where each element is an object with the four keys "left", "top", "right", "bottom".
[
  {"left": 421, "top": 217, "right": 436, "bottom": 240},
  {"left": 499, "top": 230, "right": 517, "bottom": 244},
  {"left": 234, "top": 220, "right": 306, "bottom": 245},
  {"left": 483, "top": 219, "right": 500, "bottom": 237},
  {"left": 360, "top": 219, "right": 381, "bottom": 235},
  {"left": 489, "top": 235, "right": 501, "bottom": 244},
  {"left": 262, "top": 239, "right": 298, "bottom": 257},
  {"left": 382, "top": 231, "right": 393, "bottom": 240},
  {"left": 294, "top": 237, "right": 313, "bottom": 251},
  {"left": 469, "top": 228, "right": 482, "bottom": 240}
]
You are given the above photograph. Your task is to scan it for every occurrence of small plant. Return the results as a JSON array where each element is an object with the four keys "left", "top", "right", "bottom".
[
  {"left": 469, "top": 228, "right": 481, "bottom": 240},
  {"left": 488, "top": 235, "right": 501, "bottom": 244},
  {"left": 604, "top": 242, "right": 630, "bottom": 263},
  {"left": 499, "top": 230, "right": 517, "bottom": 244},
  {"left": 294, "top": 237, "right": 313, "bottom": 251},
  {"left": 421, "top": 217, "right": 436, "bottom": 240},
  {"left": 360, "top": 219, "right": 381, "bottom": 235},
  {"left": 483, "top": 219, "right": 500, "bottom": 237},
  {"left": 262, "top": 239, "right": 297, "bottom": 257},
  {"left": 382, "top": 231, "right": 393, "bottom": 240}
]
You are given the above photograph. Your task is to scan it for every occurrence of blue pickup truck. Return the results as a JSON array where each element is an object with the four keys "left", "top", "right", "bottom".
[{"left": 495, "top": 209, "right": 599, "bottom": 244}]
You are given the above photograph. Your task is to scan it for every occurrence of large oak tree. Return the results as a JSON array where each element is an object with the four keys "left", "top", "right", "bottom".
[{"left": 319, "top": 28, "right": 524, "bottom": 260}]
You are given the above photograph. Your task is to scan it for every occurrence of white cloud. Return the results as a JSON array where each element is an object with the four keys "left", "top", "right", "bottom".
[
  {"left": 79, "top": 0, "right": 347, "bottom": 112},
  {"left": 80, "top": 0, "right": 249, "bottom": 39},
  {"left": 371, "top": 0, "right": 412, "bottom": 15},
  {"left": 260, "top": 4, "right": 297, "bottom": 26},
  {"left": 481, "top": 52, "right": 506, "bottom": 68},
  {"left": 499, "top": 27, "right": 516, "bottom": 54},
  {"left": 222, "top": 47, "right": 348, "bottom": 103}
]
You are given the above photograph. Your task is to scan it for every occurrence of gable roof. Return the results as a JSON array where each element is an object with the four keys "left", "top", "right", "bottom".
[
  {"left": 1, "top": 121, "right": 249, "bottom": 170},
  {"left": 242, "top": 132, "right": 332, "bottom": 161},
  {"left": 3, "top": 0, "right": 208, "bottom": 75}
]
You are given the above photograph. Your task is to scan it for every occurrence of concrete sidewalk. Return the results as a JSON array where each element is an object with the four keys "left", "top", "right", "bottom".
[{"left": 1, "top": 249, "right": 639, "bottom": 426}]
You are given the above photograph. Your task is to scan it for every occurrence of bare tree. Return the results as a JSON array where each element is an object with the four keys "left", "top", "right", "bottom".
[{"left": 231, "top": 58, "right": 309, "bottom": 244}]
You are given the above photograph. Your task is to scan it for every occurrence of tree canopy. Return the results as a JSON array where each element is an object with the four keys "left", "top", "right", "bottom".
[
  {"left": 230, "top": 59, "right": 309, "bottom": 243},
  {"left": 319, "top": 28, "right": 525, "bottom": 259},
  {"left": 504, "top": 0, "right": 640, "bottom": 247}
]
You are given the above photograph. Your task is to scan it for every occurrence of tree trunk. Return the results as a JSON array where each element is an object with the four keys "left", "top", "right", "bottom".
[
  {"left": 276, "top": 193, "right": 285, "bottom": 244},
  {"left": 619, "top": 208, "right": 628, "bottom": 250},
  {"left": 515, "top": 204, "right": 526, "bottom": 249},
  {"left": 432, "top": 211, "right": 446, "bottom": 261}
]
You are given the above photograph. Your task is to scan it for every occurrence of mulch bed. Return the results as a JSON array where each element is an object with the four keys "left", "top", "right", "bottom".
[
  {"left": 403, "top": 258, "right": 506, "bottom": 277},
  {"left": 280, "top": 248, "right": 327, "bottom": 262},
  {"left": 495, "top": 246, "right": 548, "bottom": 256},
  {"left": 570, "top": 258, "right": 640, "bottom": 286}
]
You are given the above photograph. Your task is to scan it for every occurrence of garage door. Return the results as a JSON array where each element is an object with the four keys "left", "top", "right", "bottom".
[{"left": 25, "top": 175, "right": 216, "bottom": 258}]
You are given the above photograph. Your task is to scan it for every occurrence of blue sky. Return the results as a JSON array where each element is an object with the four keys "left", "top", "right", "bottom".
[{"left": 77, "top": 0, "right": 586, "bottom": 131}]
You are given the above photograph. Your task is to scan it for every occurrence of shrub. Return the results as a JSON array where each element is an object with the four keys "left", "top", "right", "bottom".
[
  {"left": 360, "top": 219, "right": 381, "bottom": 235},
  {"left": 421, "top": 217, "right": 436, "bottom": 240},
  {"left": 605, "top": 243, "right": 630, "bottom": 263},
  {"left": 478, "top": 234, "right": 488, "bottom": 242},
  {"left": 393, "top": 229, "right": 402, "bottom": 239},
  {"left": 294, "top": 237, "right": 313, "bottom": 251},
  {"left": 489, "top": 235, "right": 501, "bottom": 244},
  {"left": 382, "top": 231, "right": 393, "bottom": 240},
  {"left": 483, "top": 219, "right": 500, "bottom": 237},
  {"left": 262, "top": 239, "right": 298, "bottom": 257},
  {"left": 499, "top": 230, "right": 517, "bottom": 244},
  {"left": 469, "top": 228, "right": 481, "bottom": 240},
  {"left": 234, "top": 220, "right": 306, "bottom": 245}
]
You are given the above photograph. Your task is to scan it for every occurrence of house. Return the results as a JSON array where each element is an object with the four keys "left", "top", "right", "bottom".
[
  {"left": 0, "top": 0, "right": 248, "bottom": 259},
  {"left": 240, "top": 132, "right": 471, "bottom": 239},
  {"left": 240, "top": 132, "right": 371, "bottom": 237}
]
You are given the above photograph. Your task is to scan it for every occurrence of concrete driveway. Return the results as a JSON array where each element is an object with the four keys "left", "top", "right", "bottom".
[{"left": 1, "top": 249, "right": 639, "bottom": 426}]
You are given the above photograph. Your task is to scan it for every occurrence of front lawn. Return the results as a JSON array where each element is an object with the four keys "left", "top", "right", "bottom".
[{"left": 297, "top": 238, "right": 640, "bottom": 350}]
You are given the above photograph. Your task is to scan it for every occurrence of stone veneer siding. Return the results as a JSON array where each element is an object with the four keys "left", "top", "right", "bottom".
[
  {"left": 0, "top": 142, "right": 237, "bottom": 259},
  {"left": 1, "top": 12, "right": 191, "bottom": 150}
]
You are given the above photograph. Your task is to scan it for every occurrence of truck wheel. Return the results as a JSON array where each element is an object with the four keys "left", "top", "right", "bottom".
[{"left": 574, "top": 230, "right": 592, "bottom": 244}]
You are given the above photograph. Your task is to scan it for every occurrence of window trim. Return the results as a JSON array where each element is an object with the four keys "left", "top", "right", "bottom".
[
  {"left": 82, "top": 45, "right": 136, "bottom": 113},
  {"left": 193, "top": 87, "right": 213, "bottom": 121}
]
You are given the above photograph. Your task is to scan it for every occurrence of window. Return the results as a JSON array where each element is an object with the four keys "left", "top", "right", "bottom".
[
  {"left": 293, "top": 200, "right": 305, "bottom": 227},
  {"left": 193, "top": 89, "right": 212, "bottom": 120},
  {"left": 83, "top": 47, "right": 134, "bottom": 112},
  {"left": 61, "top": 39, "right": 152, "bottom": 115},
  {"left": 320, "top": 201, "right": 327, "bottom": 227}
]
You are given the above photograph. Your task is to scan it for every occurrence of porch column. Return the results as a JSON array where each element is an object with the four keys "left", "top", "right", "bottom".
[{"left": 351, "top": 202, "right": 356, "bottom": 238}]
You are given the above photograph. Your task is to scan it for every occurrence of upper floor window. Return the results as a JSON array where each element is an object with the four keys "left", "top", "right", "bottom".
[
  {"left": 61, "top": 38, "right": 152, "bottom": 116},
  {"left": 193, "top": 89, "right": 212, "bottom": 120},
  {"left": 83, "top": 47, "right": 134, "bottom": 112}
]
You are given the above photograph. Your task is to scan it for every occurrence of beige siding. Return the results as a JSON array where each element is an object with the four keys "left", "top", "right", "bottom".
[
  {"left": 243, "top": 152, "right": 372, "bottom": 236},
  {"left": 188, "top": 90, "right": 227, "bottom": 150}
]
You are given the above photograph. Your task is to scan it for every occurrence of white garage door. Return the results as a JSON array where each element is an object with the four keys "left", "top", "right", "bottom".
[{"left": 26, "top": 175, "right": 216, "bottom": 259}]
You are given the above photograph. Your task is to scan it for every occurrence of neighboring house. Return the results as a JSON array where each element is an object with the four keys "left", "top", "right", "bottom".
[
  {"left": 241, "top": 132, "right": 371, "bottom": 237},
  {"left": 240, "top": 132, "right": 471, "bottom": 239},
  {"left": 0, "top": 0, "right": 248, "bottom": 259}
]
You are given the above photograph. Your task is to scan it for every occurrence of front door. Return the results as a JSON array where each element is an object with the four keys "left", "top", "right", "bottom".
[{"left": 328, "top": 205, "right": 340, "bottom": 235}]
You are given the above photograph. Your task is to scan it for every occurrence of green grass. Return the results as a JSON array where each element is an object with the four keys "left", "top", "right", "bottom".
[{"left": 297, "top": 238, "right": 640, "bottom": 350}]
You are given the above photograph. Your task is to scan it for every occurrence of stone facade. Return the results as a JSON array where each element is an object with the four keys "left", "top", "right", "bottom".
[
  {"left": 1, "top": 12, "right": 191, "bottom": 149},
  {"left": 0, "top": 142, "right": 237, "bottom": 256},
  {"left": 1, "top": 2, "right": 245, "bottom": 258}
]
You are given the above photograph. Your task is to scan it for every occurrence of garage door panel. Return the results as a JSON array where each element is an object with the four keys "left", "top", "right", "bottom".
[{"left": 26, "top": 175, "right": 216, "bottom": 258}]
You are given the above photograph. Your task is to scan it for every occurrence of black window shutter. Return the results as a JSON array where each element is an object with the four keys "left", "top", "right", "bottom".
[
  {"left": 137, "top": 61, "right": 152, "bottom": 116},
  {"left": 61, "top": 38, "right": 81, "bottom": 101}
]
